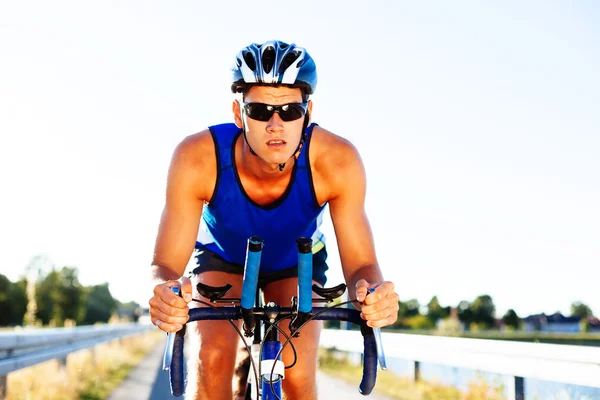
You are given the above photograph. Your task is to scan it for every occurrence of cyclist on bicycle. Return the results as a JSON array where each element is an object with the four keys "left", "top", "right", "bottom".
[{"left": 149, "top": 40, "right": 399, "bottom": 400}]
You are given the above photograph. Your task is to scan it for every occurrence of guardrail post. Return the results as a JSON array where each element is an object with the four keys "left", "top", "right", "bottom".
[
  {"left": 413, "top": 361, "right": 421, "bottom": 382},
  {"left": 90, "top": 347, "right": 97, "bottom": 366},
  {"left": 508, "top": 375, "right": 524, "bottom": 400},
  {"left": 58, "top": 355, "right": 67, "bottom": 372},
  {"left": 514, "top": 376, "right": 524, "bottom": 400},
  {"left": 1, "top": 375, "right": 7, "bottom": 400}
]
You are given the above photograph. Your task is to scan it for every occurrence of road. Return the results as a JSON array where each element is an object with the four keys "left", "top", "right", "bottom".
[{"left": 107, "top": 345, "right": 394, "bottom": 400}]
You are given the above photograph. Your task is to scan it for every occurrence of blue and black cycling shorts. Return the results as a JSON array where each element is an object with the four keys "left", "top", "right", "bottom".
[{"left": 190, "top": 243, "right": 329, "bottom": 288}]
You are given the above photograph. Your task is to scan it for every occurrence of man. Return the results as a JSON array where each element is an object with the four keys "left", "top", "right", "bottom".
[{"left": 149, "top": 40, "right": 399, "bottom": 400}]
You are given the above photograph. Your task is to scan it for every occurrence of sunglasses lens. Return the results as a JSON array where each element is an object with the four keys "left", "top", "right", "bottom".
[
  {"left": 244, "top": 103, "right": 272, "bottom": 121},
  {"left": 244, "top": 103, "right": 307, "bottom": 122},
  {"left": 278, "top": 104, "right": 306, "bottom": 121}
]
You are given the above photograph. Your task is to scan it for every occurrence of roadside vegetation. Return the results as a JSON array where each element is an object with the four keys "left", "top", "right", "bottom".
[
  {"left": 5, "top": 330, "right": 162, "bottom": 400},
  {"left": 318, "top": 348, "right": 505, "bottom": 400}
]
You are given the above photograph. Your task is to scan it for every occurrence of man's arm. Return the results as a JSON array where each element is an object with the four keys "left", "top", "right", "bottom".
[
  {"left": 152, "top": 133, "right": 212, "bottom": 277},
  {"left": 326, "top": 137, "right": 399, "bottom": 328},
  {"left": 149, "top": 131, "right": 215, "bottom": 332}
]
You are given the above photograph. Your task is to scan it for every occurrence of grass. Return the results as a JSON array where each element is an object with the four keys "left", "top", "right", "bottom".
[
  {"left": 5, "top": 329, "right": 163, "bottom": 400},
  {"left": 318, "top": 348, "right": 505, "bottom": 400}
]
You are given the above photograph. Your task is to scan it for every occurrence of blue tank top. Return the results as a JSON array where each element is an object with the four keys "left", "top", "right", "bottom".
[{"left": 197, "top": 122, "right": 326, "bottom": 273}]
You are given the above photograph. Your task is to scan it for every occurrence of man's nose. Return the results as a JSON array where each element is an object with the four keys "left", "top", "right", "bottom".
[{"left": 266, "top": 111, "right": 284, "bottom": 131}]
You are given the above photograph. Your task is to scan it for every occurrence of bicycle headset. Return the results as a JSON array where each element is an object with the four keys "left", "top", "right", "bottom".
[{"left": 231, "top": 40, "right": 318, "bottom": 172}]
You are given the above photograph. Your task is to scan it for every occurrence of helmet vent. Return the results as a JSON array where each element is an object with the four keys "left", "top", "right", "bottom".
[
  {"left": 279, "top": 51, "right": 300, "bottom": 74},
  {"left": 262, "top": 46, "right": 276, "bottom": 74},
  {"left": 235, "top": 57, "right": 242, "bottom": 68},
  {"left": 243, "top": 51, "right": 256, "bottom": 71}
]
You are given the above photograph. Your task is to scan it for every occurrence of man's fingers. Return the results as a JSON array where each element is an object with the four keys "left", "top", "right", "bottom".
[
  {"left": 361, "top": 304, "right": 399, "bottom": 327},
  {"left": 150, "top": 294, "right": 189, "bottom": 316},
  {"left": 355, "top": 279, "right": 370, "bottom": 302},
  {"left": 359, "top": 284, "right": 400, "bottom": 328},
  {"left": 179, "top": 276, "right": 193, "bottom": 302},
  {"left": 156, "top": 281, "right": 188, "bottom": 308},
  {"left": 361, "top": 290, "right": 399, "bottom": 314},
  {"left": 361, "top": 300, "right": 398, "bottom": 320},
  {"left": 153, "top": 318, "right": 184, "bottom": 333},
  {"left": 149, "top": 279, "right": 192, "bottom": 334},
  {"left": 366, "top": 315, "right": 397, "bottom": 329},
  {"left": 363, "top": 281, "right": 395, "bottom": 305},
  {"left": 151, "top": 308, "right": 189, "bottom": 326}
]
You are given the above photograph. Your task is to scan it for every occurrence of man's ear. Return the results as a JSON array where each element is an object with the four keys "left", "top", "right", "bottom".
[
  {"left": 307, "top": 100, "right": 313, "bottom": 124},
  {"left": 233, "top": 100, "right": 243, "bottom": 128}
]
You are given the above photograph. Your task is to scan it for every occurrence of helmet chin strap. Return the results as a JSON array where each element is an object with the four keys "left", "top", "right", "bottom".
[{"left": 241, "top": 112, "right": 310, "bottom": 172}]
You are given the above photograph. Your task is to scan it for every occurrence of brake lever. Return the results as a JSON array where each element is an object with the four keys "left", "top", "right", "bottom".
[
  {"left": 367, "top": 288, "right": 387, "bottom": 370},
  {"left": 162, "top": 285, "right": 180, "bottom": 371}
]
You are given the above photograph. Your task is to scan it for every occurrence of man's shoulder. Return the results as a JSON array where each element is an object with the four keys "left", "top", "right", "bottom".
[
  {"left": 309, "top": 125, "right": 365, "bottom": 202},
  {"left": 310, "top": 125, "right": 362, "bottom": 171},
  {"left": 175, "top": 128, "right": 216, "bottom": 165},
  {"left": 169, "top": 128, "right": 218, "bottom": 201}
]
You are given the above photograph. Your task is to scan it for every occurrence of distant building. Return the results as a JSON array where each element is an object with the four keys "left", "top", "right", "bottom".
[
  {"left": 523, "top": 312, "right": 581, "bottom": 333},
  {"left": 494, "top": 318, "right": 506, "bottom": 330},
  {"left": 138, "top": 307, "right": 152, "bottom": 325}
]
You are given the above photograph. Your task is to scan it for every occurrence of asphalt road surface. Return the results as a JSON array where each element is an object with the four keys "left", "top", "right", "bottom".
[{"left": 107, "top": 345, "right": 395, "bottom": 400}]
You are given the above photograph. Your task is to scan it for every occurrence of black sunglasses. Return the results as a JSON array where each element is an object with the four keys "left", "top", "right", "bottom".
[{"left": 242, "top": 102, "right": 308, "bottom": 122}]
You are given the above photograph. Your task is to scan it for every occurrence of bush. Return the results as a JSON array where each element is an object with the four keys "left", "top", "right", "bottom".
[{"left": 403, "top": 314, "right": 435, "bottom": 330}]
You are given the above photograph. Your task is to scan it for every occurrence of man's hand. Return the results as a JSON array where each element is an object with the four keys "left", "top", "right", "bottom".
[
  {"left": 149, "top": 277, "right": 193, "bottom": 333},
  {"left": 355, "top": 279, "right": 399, "bottom": 328}
]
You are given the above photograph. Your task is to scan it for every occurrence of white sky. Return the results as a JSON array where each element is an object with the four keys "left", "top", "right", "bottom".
[{"left": 1, "top": 1, "right": 598, "bottom": 318}]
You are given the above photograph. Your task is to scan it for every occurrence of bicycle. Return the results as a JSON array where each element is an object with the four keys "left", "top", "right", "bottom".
[{"left": 162, "top": 236, "right": 387, "bottom": 399}]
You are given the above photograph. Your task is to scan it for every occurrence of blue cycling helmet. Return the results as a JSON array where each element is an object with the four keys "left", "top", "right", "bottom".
[{"left": 231, "top": 40, "right": 317, "bottom": 95}]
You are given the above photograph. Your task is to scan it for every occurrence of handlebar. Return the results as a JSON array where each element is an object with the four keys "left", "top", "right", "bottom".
[
  {"left": 169, "top": 306, "right": 378, "bottom": 397},
  {"left": 167, "top": 235, "right": 382, "bottom": 397}
]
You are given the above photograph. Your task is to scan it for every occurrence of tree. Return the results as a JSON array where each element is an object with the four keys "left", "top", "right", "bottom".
[
  {"left": 571, "top": 302, "right": 593, "bottom": 318},
  {"left": 82, "top": 283, "right": 117, "bottom": 324},
  {"left": 0, "top": 274, "right": 30, "bottom": 327},
  {"left": 35, "top": 267, "right": 85, "bottom": 326},
  {"left": 35, "top": 269, "right": 62, "bottom": 325},
  {"left": 580, "top": 318, "right": 591, "bottom": 333},
  {"left": 9, "top": 278, "right": 28, "bottom": 325},
  {"left": 399, "top": 299, "right": 420, "bottom": 318},
  {"left": 390, "top": 299, "right": 421, "bottom": 329},
  {"left": 457, "top": 300, "right": 474, "bottom": 327},
  {"left": 0, "top": 274, "right": 11, "bottom": 326},
  {"left": 502, "top": 309, "right": 521, "bottom": 330},
  {"left": 471, "top": 295, "right": 496, "bottom": 329},
  {"left": 23, "top": 255, "right": 50, "bottom": 326},
  {"left": 58, "top": 267, "right": 84, "bottom": 323},
  {"left": 426, "top": 296, "right": 450, "bottom": 324}
]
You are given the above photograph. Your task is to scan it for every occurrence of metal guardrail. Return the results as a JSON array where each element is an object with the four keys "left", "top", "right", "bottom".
[
  {"left": 320, "top": 329, "right": 600, "bottom": 399},
  {"left": 0, "top": 323, "right": 155, "bottom": 399}
]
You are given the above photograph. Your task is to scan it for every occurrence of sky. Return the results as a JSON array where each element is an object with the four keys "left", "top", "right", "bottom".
[{"left": 0, "top": 1, "right": 598, "bottom": 318}]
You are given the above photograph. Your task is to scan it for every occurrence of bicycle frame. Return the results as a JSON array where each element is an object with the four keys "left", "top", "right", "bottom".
[{"left": 164, "top": 236, "right": 383, "bottom": 398}]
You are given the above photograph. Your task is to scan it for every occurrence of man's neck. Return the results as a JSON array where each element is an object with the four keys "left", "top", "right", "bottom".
[{"left": 238, "top": 136, "right": 294, "bottom": 182}]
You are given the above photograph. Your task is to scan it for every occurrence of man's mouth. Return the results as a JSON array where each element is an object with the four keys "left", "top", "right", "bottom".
[{"left": 267, "top": 139, "right": 286, "bottom": 147}]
